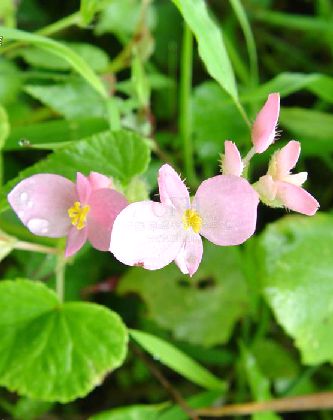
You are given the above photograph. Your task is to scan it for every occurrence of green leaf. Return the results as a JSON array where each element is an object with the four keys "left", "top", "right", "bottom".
[
  {"left": 0, "top": 279, "right": 128, "bottom": 402},
  {"left": 95, "top": 0, "right": 156, "bottom": 43},
  {"left": 229, "top": 0, "right": 258, "bottom": 84},
  {"left": 0, "top": 104, "right": 10, "bottom": 150},
  {"left": 80, "top": 0, "right": 102, "bottom": 26},
  {"left": 13, "top": 397, "right": 53, "bottom": 420},
  {"left": 0, "top": 58, "right": 22, "bottom": 104},
  {"left": 4, "top": 117, "right": 108, "bottom": 151},
  {"left": 192, "top": 81, "right": 248, "bottom": 173},
  {"left": 158, "top": 391, "right": 221, "bottom": 420},
  {"left": 252, "top": 339, "right": 299, "bottom": 381},
  {"left": 120, "top": 242, "right": 248, "bottom": 347},
  {"left": 254, "top": 9, "right": 333, "bottom": 33},
  {"left": 241, "top": 73, "right": 333, "bottom": 104},
  {"left": 258, "top": 214, "right": 333, "bottom": 365},
  {"left": 19, "top": 43, "right": 109, "bottom": 72},
  {"left": 90, "top": 404, "right": 166, "bottom": 420},
  {"left": 0, "top": 26, "right": 107, "bottom": 98},
  {"left": 241, "top": 345, "right": 281, "bottom": 420},
  {"left": 130, "top": 329, "right": 226, "bottom": 391},
  {"left": 24, "top": 81, "right": 107, "bottom": 119},
  {"left": 279, "top": 107, "right": 333, "bottom": 156},
  {"left": 172, "top": 0, "right": 238, "bottom": 100},
  {"left": 1, "top": 129, "right": 151, "bottom": 209}
]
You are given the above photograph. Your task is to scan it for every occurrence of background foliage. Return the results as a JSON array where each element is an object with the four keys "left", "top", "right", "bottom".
[{"left": 0, "top": 0, "right": 333, "bottom": 419}]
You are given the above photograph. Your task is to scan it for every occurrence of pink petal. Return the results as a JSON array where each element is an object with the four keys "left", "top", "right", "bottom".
[
  {"left": 88, "top": 171, "right": 112, "bottom": 190},
  {"left": 87, "top": 188, "right": 128, "bottom": 251},
  {"left": 252, "top": 93, "right": 280, "bottom": 153},
  {"left": 175, "top": 231, "right": 203, "bottom": 277},
  {"left": 8, "top": 174, "right": 76, "bottom": 237},
  {"left": 276, "top": 181, "right": 319, "bottom": 216},
  {"left": 65, "top": 226, "right": 88, "bottom": 257},
  {"left": 110, "top": 201, "right": 186, "bottom": 270},
  {"left": 158, "top": 164, "right": 190, "bottom": 212},
  {"left": 273, "top": 140, "right": 301, "bottom": 177},
  {"left": 221, "top": 141, "right": 243, "bottom": 177},
  {"left": 193, "top": 175, "right": 259, "bottom": 246},
  {"left": 285, "top": 172, "right": 308, "bottom": 187},
  {"left": 76, "top": 172, "right": 91, "bottom": 204}
]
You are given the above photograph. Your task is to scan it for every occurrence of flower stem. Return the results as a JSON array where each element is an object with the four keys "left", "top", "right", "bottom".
[
  {"left": 235, "top": 99, "right": 252, "bottom": 130},
  {"left": 14, "top": 240, "right": 59, "bottom": 255},
  {"left": 37, "top": 12, "right": 80, "bottom": 37},
  {"left": 1, "top": 12, "right": 80, "bottom": 55},
  {"left": 56, "top": 256, "right": 66, "bottom": 302},
  {"left": 179, "top": 23, "right": 196, "bottom": 186},
  {"left": 243, "top": 146, "right": 256, "bottom": 167}
]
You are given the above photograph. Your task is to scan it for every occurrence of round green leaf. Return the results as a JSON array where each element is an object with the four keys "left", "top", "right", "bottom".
[
  {"left": 259, "top": 214, "right": 333, "bottom": 365},
  {"left": 1, "top": 129, "right": 151, "bottom": 210},
  {"left": 0, "top": 280, "right": 128, "bottom": 402},
  {"left": 119, "top": 242, "right": 248, "bottom": 347}
]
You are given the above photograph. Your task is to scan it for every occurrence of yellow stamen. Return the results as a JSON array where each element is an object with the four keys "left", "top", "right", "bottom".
[
  {"left": 182, "top": 209, "right": 202, "bottom": 234},
  {"left": 68, "top": 201, "right": 90, "bottom": 230}
]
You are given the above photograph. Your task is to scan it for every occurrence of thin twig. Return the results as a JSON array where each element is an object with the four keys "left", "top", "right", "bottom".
[
  {"left": 195, "top": 391, "right": 333, "bottom": 417},
  {"left": 130, "top": 343, "right": 200, "bottom": 420}
]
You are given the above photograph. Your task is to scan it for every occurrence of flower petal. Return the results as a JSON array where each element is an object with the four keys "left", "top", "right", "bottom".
[
  {"left": 110, "top": 201, "right": 186, "bottom": 270},
  {"left": 8, "top": 174, "right": 76, "bottom": 237},
  {"left": 88, "top": 171, "right": 112, "bottom": 190},
  {"left": 284, "top": 172, "right": 307, "bottom": 187},
  {"left": 76, "top": 172, "right": 91, "bottom": 204},
  {"left": 65, "top": 226, "right": 88, "bottom": 257},
  {"left": 252, "top": 93, "right": 280, "bottom": 153},
  {"left": 269, "top": 140, "right": 301, "bottom": 176},
  {"left": 87, "top": 188, "right": 128, "bottom": 251},
  {"left": 175, "top": 231, "right": 203, "bottom": 277},
  {"left": 276, "top": 181, "right": 319, "bottom": 216},
  {"left": 158, "top": 164, "right": 190, "bottom": 212},
  {"left": 193, "top": 175, "right": 259, "bottom": 246},
  {"left": 220, "top": 141, "right": 243, "bottom": 177}
]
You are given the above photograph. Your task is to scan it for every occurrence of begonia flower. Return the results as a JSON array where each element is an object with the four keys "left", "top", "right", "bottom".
[
  {"left": 8, "top": 171, "right": 128, "bottom": 257},
  {"left": 110, "top": 164, "right": 259, "bottom": 276},
  {"left": 254, "top": 140, "right": 319, "bottom": 215},
  {"left": 252, "top": 93, "right": 280, "bottom": 154},
  {"left": 220, "top": 140, "right": 244, "bottom": 176}
]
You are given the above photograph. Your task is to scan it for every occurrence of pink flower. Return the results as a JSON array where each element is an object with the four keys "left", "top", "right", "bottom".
[
  {"left": 255, "top": 141, "right": 319, "bottom": 216},
  {"left": 110, "top": 164, "right": 259, "bottom": 276},
  {"left": 220, "top": 140, "right": 244, "bottom": 176},
  {"left": 8, "top": 172, "right": 128, "bottom": 257},
  {"left": 252, "top": 93, "right": 280, "bottom": 154}
]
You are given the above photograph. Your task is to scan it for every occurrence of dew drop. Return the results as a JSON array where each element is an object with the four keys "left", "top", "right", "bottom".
[
  {"left": 27, "top": 218, "right": 49, "bottom": 235},
  {"left": 19, "top": 139, "right": 31, "bottom": 147},
  {"left": 20, "top": 192, "right": 29, "bottom": 203}
]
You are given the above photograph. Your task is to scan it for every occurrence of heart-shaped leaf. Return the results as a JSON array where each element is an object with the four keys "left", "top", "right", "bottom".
[
  {"left": 0, "top": 279, "right": 128, "bottom": 402},
  {"left": 258, "top": 214, "right": 333, "bottom": 365}
]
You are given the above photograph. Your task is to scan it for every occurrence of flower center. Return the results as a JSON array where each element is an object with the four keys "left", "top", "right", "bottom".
[
  {"left": 68, "top": 201, "right": 90, "bottom": 230},
  {"left": 182, "top": 209, "right": 202, "bottom": 234}
]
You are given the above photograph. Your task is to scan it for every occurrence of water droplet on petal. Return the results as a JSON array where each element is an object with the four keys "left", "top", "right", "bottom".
[
  {"left": 27, "top": 200, "right": 33, "bottom": 208},
  {"left": 27, "top": 218, "right": 49, "bottom": 235},
  {"left": 20, "top": 192, "right": 29, "bottom": 203}
]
